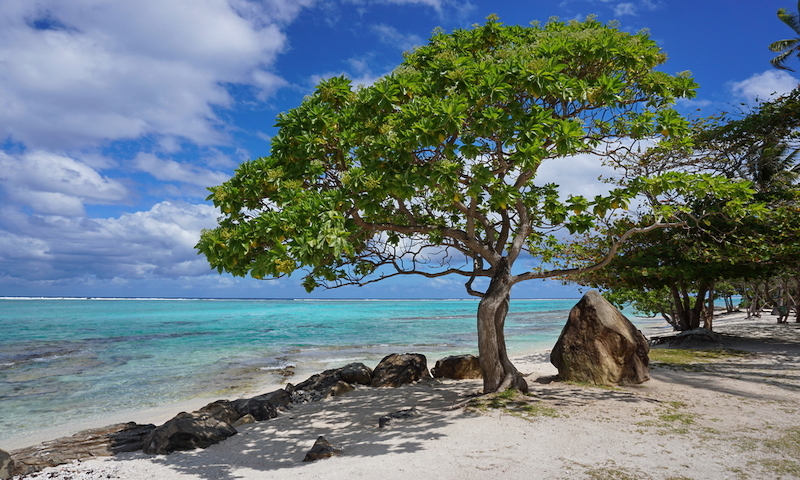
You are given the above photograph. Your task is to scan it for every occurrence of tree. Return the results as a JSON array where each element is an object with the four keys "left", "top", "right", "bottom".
[
  {"left": 770, "top": 1, "right": 800, "bottom": 71},
  {"left": 571, "top": 86, "right": 800, "bottom": 331},
  {"left": 197, "top": 17, "right": 752, "bottom": 393},
  {"left": 569, "top": 216, "right": 777, "bottom": 331}
]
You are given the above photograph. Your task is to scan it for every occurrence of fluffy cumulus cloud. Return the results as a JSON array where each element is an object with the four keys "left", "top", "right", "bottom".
[
  {"left": 0, "top": 202, "right": 219, "bottom": 282},
  {"left": 0, "top": 0, "right": 319, "bottom": 292},
  {"left": 0, "top": 151, "right": 129, "bottom": 216},
  {"left": 134, "top": 153, "right": 230, "bottom": 188},
  {"left": 0, "top": 0, "right": 324, "bottom": 148},
  {"left": 0, "top": 0, "right": 314, "bottom": 149},
  {"left": 730, "top": 70, "right": 800, "bottom": 104}
]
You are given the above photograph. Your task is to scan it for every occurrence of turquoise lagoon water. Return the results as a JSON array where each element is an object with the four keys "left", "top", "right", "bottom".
[{"left": 0, "top": 298, "right": 666, "bottom": 446}]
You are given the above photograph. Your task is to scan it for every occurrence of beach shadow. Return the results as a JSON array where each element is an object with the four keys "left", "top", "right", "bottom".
[
  {"left": 649, "top": 324, "right": 800, "bottom": 400},
  {"left": 113, "top": 378, "right": 483, "bottom": 479}
]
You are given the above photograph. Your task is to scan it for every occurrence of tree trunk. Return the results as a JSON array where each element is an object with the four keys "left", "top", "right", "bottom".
[
  {"left": 703, "top": 282, "right": 714, "bottom": 331},
  {"left": 477, "top": 258, "right": 528, "bottom": 394},
  {"left": 795, "top": 276, "right": 800, "bottom": 323},
  {"left": 690, "top": 284, "right": 708, "bottom": 330},
  {"left": 669, "top": 284, "right": 689, "bottom": 331},
  {"left": 667, "top": 283, "right": 707, "bottom": 331}
]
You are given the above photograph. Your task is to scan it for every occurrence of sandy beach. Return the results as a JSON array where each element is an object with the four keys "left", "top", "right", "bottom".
[{"left": 11, "top": 311, "right": 800, "bottom": 480}]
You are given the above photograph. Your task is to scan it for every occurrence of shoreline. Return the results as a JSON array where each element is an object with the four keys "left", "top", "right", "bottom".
[
  {"left": 0, "top": 313, "right": 685, "bottom": 452},
  {"left": 9, "top": 310, "right": 800, "bottom": 479}
]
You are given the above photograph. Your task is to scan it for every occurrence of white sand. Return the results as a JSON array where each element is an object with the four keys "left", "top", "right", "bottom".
[{"left": 14, "top": 311, "right": 800, "bottom": 480}]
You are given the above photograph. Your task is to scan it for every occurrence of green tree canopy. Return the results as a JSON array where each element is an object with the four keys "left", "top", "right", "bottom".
[
  {"left": 571, "top": 87, "right": 800, "bottom": 331},
  {"left": 197, "top": 16, "right": 753, "bottom": 392}
]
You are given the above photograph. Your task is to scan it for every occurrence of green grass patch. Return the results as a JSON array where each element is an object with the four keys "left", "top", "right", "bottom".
[
  {"left": 582, "top": 461, "right": 651, "bottom": 480},
  {"left": 467, "top": 389, "right": 558, "bottom": 419},
  {"left": 649, "top": 348, "right": 752, "bottom": 365},
  {"left": 635, "top": 401, "right": 697, "bottom": 435},
  {"left": 764, "top": 426, "right": 800, "bottom": 457}
]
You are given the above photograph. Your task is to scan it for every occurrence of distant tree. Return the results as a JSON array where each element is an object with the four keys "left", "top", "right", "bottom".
[
  {"left": 568, "top": 215, "right": 774, "bottom": 331},
  {"left": 572, "top": 88, "right": 800, "bottom": 331},
  {"left": 197, "top": 17, "right": 753, "bottom": 393},
  {"left": 770, "top": 1, "right": 800, "bottom": 71},
  {"left": 694, "top": 88, "right": 800, "bottom": 192}
]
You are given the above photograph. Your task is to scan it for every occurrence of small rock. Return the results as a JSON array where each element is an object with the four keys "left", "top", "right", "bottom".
[
  {"left": 295, "top": 369, "right": 343, "bottom": 394},
  {"left": 141, "top": 412, "right": 237, "bottom": 455},
  {"left": 197, "top": 399, "right": 241, "bottom": 425},
  {"left": 371, "top": 353, "right": 431, "bottom": 388},
  {"left": 0, "top": 449, "right": 12, "bottom": 480},
  {"left": 431, "top": 354, "right": 482, "bottom": 379},
  {"left": 340, "top": 362, "right": 373, "bottom": 385},
  {"left": 378, "top": 407, "right": 420, "bottom": 428},
  {"left": 232, "top": 414, "right": 256, "bottom": 428},
  {"left": 326, "top": 380, "right": 355, "bottom": 398},
  {"left": 302, "top": 436, "right": 343, "bottom": 462}
]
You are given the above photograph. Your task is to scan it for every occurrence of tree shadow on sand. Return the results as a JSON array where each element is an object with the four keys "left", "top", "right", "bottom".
[
  {"left": 649, "top": 323, "right": 800, "bottom": 400},
  {"left": 113, "top": 378, "right": 485, "bottom": 479}
]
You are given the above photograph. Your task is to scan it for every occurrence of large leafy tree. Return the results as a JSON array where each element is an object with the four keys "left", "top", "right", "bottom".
[
  {"left": 770, "top": 1, "right": 800, "bottom": 71},
  {"left": 197, "top": 17, "right": 752, "bottom": 393}
]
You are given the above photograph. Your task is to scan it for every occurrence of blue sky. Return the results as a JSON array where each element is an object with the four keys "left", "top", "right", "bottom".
[{"left": 0, "top": 0, "right": 797, "bottom": 299}]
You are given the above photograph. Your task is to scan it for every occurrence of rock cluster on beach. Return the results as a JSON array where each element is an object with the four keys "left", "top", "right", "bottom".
[{"left": 5, "top": 352, "right": 446, "bottom": 477}]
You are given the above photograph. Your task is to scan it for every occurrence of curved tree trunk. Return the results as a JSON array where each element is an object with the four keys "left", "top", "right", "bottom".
[{"left": 477, "top": 258, "right": 529, "bottom": 394}]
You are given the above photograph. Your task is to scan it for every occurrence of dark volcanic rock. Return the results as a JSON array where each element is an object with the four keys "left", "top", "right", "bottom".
[
  {"left": 378, "top": 407, "right": 420, "bottom": 428},
  {"left": 232, "top": 389, "right": 291, "bottom": 421},
  {"left": 10, "top": 422, "right": 154, "bottom": 476},
  {"left": 141, "top": 412, "right": 237, "bottom": 455},
  {"left": 197, "top": 399, "right": 241, "bottom": 425},
  {"left": 371, "top": 353, "right": 431, "bottom": 388},
  {"left": 340, "top": 362, "right": 373, "bottom": 385},
  {"left": 551, "top": 290, "right": 650, "bottom": 386},
  {"left": 295, "top": 368, "right": 344, "bottom": 394},
  {"left": 302, "top": 436, "right": 343, "bottom": 462},
  {"left": 0, "top": 449, "right": 12, "bottom": 480},
  {"left": 431, "top": 354, "right": 482, "bottom": 379}
]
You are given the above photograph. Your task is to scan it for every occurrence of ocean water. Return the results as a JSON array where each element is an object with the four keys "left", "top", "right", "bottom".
[{"left": 0, "top": 298, "right": 666, "bottom": 447}]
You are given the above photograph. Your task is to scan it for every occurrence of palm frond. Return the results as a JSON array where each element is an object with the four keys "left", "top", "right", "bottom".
[
  {"left": 770, "top": 49, "right": 797, "bottom": 71},
  {"left": 769, "top": 38, "right": 800, "bottom": 52},
  {"left": 778, "top": 7, "right": 800, "bottom": 35}
]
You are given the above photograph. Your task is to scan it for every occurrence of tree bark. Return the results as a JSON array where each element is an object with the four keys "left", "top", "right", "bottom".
[
  {"left": 477, "top": 258, "right": 529, "bottom": 394},
  {"left": 669, "top": 284, "right": 689, "bottom": 331}
]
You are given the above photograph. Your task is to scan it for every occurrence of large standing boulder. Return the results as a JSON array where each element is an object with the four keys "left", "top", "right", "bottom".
[
  {"left": 9, "top": 423, "right": 154, "bottom": 476},
  {"left": 141, "top": 412, "right": 237, "bottom": 455},
  {"left": 431, "top": 354, "right": 482, "bottom": 379},
  {"left": 551, "top": 290, "right": 650, "bottom": 386},
  {"left": 371, "top": 353, "right": 431, "bottom": 388}
]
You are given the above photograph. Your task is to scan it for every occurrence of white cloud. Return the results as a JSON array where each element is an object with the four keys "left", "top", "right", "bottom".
[
  {"left": 371, "top": 24, "right": 424, "bottom": 51},
  {"left": 536, "top": 153, "right": 620, "bottom": 200},
  {"left": 0, "top": 0, "right": 311, "bottom": 150},
  {"left": 134, "top": 153, "right": 230, "bottom": 187},
  {"left": 0, "top": 151, "right": 129, "bottom": 216},
  {"left": 730, "top": 70, "right": 800, "bottom": 104},
  {"left": 613, "top": 3, "right": 636, "bottom": 16},
  {"left": 0, "top": 202, "right": 219, "bottom": 281}
]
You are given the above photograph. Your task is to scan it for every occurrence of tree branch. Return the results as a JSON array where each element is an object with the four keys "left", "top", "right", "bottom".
[{"left": 512, "top": 220, "right": 686, "bottom": 283}]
